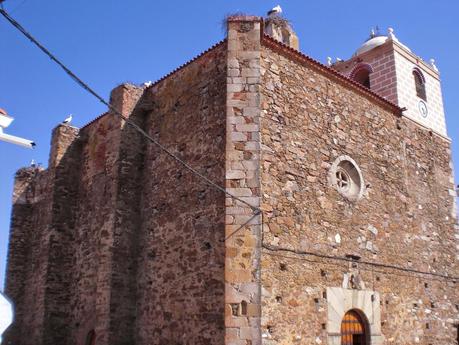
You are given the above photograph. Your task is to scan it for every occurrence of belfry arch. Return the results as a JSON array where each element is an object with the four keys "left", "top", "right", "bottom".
[{"left": 349, "top": 63, "right": 373, "bottom": 88}]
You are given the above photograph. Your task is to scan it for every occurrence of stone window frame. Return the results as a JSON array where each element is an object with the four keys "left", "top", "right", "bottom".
[{"left": 328, "top": 155, "right": 365, "bottom": 202}]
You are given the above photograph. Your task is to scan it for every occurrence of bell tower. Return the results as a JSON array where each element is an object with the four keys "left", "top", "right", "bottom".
[{"left": 333, "top": 28, "right": 447, "bottom": 136}]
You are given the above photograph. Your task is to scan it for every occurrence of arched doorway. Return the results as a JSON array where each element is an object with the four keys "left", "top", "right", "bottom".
[
  {"left": 341, "top": 310, "right": 368, "bottom": 345},
  {"left": 85, "top": 330, "right": 96, "bottom": 345}
]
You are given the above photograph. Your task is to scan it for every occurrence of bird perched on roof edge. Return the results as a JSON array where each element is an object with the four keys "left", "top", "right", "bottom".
[
  {"left": 268, "top": 5, "right": 282, "bottom": 16},
  {"left": 63, "top": 114, "right": 72, "bottom": 124}
]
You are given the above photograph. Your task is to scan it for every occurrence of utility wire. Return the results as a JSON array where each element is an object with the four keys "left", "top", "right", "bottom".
[
  {"left": 262, "top": 243, "right": 459, "bottom": 282},
  {"left": 222, "top": 210, "right": 261, "bottom": 242},
  {"left": 0, "top": 7, "right": 260, "bottom": 214},
  {"left": 264, "top": 251, "right": 456, "bottom": 284},
  {"left": 2, "top": 8, "right": 458, "bottom": 282}
]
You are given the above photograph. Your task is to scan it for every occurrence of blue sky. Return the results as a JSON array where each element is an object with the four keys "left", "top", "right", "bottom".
[{"left": 0, "top": 0, "right": 458, "bottom": 288}]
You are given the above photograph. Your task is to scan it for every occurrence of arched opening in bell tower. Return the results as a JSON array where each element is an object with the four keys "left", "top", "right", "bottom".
[{"left": 350, "top": 63, "right": 373, "bottom": 89}]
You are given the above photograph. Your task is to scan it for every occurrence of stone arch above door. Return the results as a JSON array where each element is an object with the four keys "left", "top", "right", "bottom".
[{"left": 326, "top": 287, "right": 383, "bottom": 345}]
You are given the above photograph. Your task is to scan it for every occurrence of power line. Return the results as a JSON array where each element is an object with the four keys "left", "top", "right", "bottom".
[
  {"left": 262, "top": 243, "right": 459, "bottom": 282},
  {"left": 0, "top": 7, "right": 260, "bottom": 214},
  {"left": 263, "top": 251, "right": 457, "bottom": 284},
  {"left": 222, "top": 210, "right": 261, "bottom": 242},
  {"left": 2, "top": 8, "right": 458, "bottom": 282}
]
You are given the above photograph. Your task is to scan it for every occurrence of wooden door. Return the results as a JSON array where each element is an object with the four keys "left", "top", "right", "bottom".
[
  {"left": 85, "top": 330, "right": 96, "bottom": 345},
  {"left": 341, "top": 310, "right": 367, "bottom": 345}
]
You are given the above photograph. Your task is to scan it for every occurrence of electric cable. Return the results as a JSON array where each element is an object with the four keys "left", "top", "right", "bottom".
[
  {"left": 0, "top": 7, "right": 260, "bottom": 215},
  {"left": 2, "top": 7, "right": 458, "bottom": 282},
  {"left": 263, "top": 251, "right": 455, "bottom": 284},
  {"left": 262, "top": 243, "right": 458, "bottom": 282},
  {"left": 222, "top": 210, "right": 261, "bottom": 242}
]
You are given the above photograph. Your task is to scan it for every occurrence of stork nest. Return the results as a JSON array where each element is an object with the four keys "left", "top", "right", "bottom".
[
  {"left": 221, "top": 12, "right": 293, "bottom": 34},
  {"left": 264, "top": 15, "right": 292, "bottom": 29},
  {"left": 221, "top": 12, "right": 250, "bottom": 33}
]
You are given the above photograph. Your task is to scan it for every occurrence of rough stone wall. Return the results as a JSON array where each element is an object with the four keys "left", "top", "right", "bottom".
[
  {"left": 4, "top": 85, "right": 146, "bottom": 345},
  {"left": 4, "top": 124, "right": 81, "bottom": 345},
  {"left": 56, "top": 84, "right": 145, "bottom": 345},
  {"left": 42, "top": 124, "right": 82, "bottom": 345},
  {"left": 4, "top": 44, "right": 227, "bottom": 345},
  {"left": 69, "top": 113, "right": 116, "bottom": 345},
  {"left": 105, "top": 85, "right": 146, "bottom": 345},
  {"left": 134, "top": 42, "right": 227, "bottom": 345},
  {"left": 259, "top": 43, "right": 458, "bottom": 345},
  {"left": 69, "top": 105, "right": 126, "bottom": 345},
  {"left": 4, "top": 167, "right": 49, "bottom": 344}
]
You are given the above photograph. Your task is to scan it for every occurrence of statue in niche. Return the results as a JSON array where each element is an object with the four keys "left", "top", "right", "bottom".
[{"left": 342, "top": 269, "right": 366, "bottom": 290}]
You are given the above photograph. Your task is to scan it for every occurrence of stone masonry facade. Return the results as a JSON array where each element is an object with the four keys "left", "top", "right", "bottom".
[
  {"left": 259, "top": 36, "right": 458, "bottom": 345},
  {"left": 4, "top": 15, "right": 459, "bottom": 345}
]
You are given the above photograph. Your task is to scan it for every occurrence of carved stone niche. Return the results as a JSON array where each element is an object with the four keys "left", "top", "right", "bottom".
[{"left": 326, "top": 287, "right": 384, "bottom": 345}]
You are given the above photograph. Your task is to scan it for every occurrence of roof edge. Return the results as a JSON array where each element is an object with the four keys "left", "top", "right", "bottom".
[
  {"left": 80, "top": 112, "right": 109, "bottom": 130},
  {"left": 80, "top": 39, "right": 227, "bottom": 130},
  {"left": 146, "top": 38, "right": 227, "bottom": 91},
  {"left": 391, "top": 40, "right": 440, "bottom": 79},
  {"left": 261, "top": 34, "right": 403, "bottom": 115}
]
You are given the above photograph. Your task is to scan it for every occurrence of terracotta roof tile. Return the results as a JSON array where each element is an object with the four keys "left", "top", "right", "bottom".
[
  {"left": 80, "top": 39, "right": 227, "bottom": 130},
  {"left": 80, "top": 112, "right": 109, "bottom": 130},
  {"left": 261, "top": 34, "right": 403, "bottom": 115},
  {"left": 146, "top": 39, "right": 227, "bottom": 90},
  {"left": 80, "top": 34, "right": 402, "bottom": 133}
]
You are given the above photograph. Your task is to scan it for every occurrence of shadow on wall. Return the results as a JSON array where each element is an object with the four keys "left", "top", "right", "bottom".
[{"left": 3, "top": 82, "right": 227, "bottom": 345}]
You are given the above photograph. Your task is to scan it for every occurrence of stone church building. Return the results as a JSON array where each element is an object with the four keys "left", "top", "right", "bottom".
[{"left": 4, "top": 13, "right": 459, "bottom": 345}]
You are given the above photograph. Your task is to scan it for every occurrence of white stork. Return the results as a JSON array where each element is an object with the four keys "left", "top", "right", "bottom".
[
  {"left": 268, "top": 5, "right": 282, "bottom": 16},
  {"left": 63, "top": 114, "right": 73, "bottom": 124}
]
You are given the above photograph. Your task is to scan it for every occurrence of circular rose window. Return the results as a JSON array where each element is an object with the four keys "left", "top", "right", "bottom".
[{"left": 329, "top": 156, "right": 364, "bottom": 201}]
